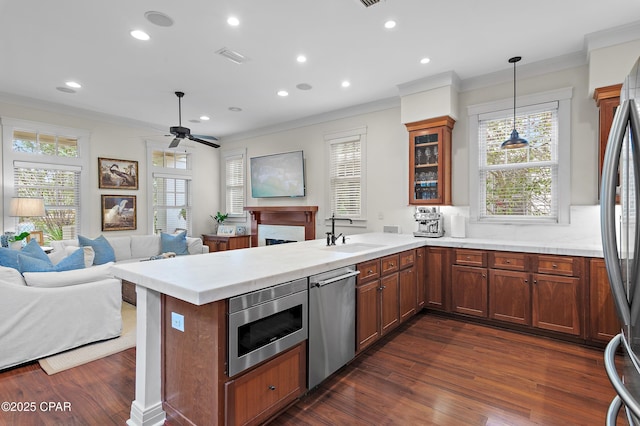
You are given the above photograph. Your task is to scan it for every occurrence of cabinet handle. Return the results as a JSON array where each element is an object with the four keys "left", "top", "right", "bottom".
[
  {"left": 482, "top": 274, "right": 486, "bottom": 278},
  {"left": 466, "top": 256, "right": 471, "bottom": 260},
  {"left": 552, "top": 264, "right": 558, "bottom": 268},
  {"left": 524, "top": 279, "right": 528, "bottom": 283},
  {"left": 268, "top": 385, "right": 276, "bottom": 391},
  {"left": 368, "top": 269, "right": 374, "bottom": 275},
  {"left": 389, "top": 262, "right": 394, "bottom": 267},
  {"left": 533, "top": 280, "right": 537, "bottom": 284},
  {"left": 506, "top": 260, "right": 511, "bottom": 264}
]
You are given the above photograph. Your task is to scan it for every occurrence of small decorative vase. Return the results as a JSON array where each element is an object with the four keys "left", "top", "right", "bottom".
[
  {"left": 210, "top": 222, "right": 219, "bottom": 235},
  {"left": 10, "top": 240, "right": 23, "bottom": 250}
]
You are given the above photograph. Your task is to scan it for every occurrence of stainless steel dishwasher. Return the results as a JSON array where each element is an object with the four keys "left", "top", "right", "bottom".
[{"left": 308, "top": 266, "right": 360, "bottom": 389}]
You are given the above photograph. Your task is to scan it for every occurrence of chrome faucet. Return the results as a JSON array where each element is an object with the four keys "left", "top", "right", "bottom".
[{"left": 327, "top": 213, "right": 353, "bottom": 245}]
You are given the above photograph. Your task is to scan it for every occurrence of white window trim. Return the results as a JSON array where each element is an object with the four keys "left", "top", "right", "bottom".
[
  {"left": 220, "top": 147, "right": 247, "bottom": 221},
  {"left": 146, "top": 140, "right": 195, "bottom": 235},
  {"left": 1, "top": 117, "right": 90, "bottom": 233},
  {"left": 324, "top": 126, "right": 368, "bottom": 228},
  {"left": 467, "top": 87, "right": 572, "bottom": 225}
]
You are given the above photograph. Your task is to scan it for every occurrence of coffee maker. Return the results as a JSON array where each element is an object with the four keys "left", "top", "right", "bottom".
[{"left": 413, "top": 207, "right": 444, "bottom": 238}]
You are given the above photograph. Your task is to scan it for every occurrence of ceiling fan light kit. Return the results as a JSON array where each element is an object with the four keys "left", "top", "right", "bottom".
[
  {"left": 168, "top": 91, "right": 220, "bottom": 149},
  {"left": 501, "top": 56, "right": 529, "bottom": 150}
]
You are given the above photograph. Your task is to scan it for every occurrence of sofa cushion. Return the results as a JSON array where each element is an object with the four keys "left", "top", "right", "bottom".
[
  {"left": 104, "top": 236, "right": 132, "bottom": 262},
  {"left": 23, "top": 262, "right": 114, "bottom": 288},
  {"left": 79, "top": 235, "right": 116, "bottom": 265},
  {"left": 18, "top": 248, "right": 86, "bottom": 273},
  {"left": 131, "top": 235, "right": 161, "bottom": 259},
  {"left": 0, "top": 243, "right": 54, "bottom": 270},
  {"left": 22, "top": 239, "right": 52, "bottom": 263},
  {"left": 0, "top": 265, "right": 26, "bottom": 286},
  {"left": 161, "top": 231, "right": 189, "bottom": 255}
]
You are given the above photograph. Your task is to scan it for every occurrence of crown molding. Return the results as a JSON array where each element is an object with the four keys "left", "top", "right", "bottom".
[
  {"left": 396, "top": 71, "right": 462, "bottom": 97},
  {"left": 584, "top": 20, "right": 640, "bottom": 53}
]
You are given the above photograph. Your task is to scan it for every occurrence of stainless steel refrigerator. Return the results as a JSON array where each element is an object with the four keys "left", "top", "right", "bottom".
[{"left": 601, "top": 56, "right": 640, "bottom": 425}]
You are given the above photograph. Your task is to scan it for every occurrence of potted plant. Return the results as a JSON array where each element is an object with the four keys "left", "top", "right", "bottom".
[
  {"left": 9, "top": 231, "right": 30, "bottom": 249},
  {"left": 209, "top": 212, "right": 228, "bottom": 234}
]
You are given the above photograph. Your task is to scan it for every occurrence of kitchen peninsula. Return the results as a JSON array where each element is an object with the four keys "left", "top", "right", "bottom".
[{"left": 112, "top": 232, "right": 605, "bottom": 426}]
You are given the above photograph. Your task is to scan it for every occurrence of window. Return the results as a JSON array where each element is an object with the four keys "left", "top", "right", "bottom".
[
  {"left": 147, "top": 143, "right": 193, "bottom": 234},
  {"left": 325, "top": 127, "right": 367, "bottom": 221},
  {"left": 468, "top": 88, "right": 571, "bottom": 224},
  {"left": 2, "top": 118, "right": 89, "bottom": 242},
  {"left": 222, "top": 149, "right": 246, "bottom": 217}
]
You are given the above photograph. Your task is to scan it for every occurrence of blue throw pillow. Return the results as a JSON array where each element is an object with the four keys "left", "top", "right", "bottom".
[
  {"left": 22, "top": 239, "right": 52, "bottom": 263},
  {"left": 161, "top": 231, "right": 189, "bottom": 256},
  {"left": 78, "top": 235, "right": 115, "bottom": 265},
  {"left": 18, "top": 248, "right": 85, "bottom": 273},
  {"left": 0, "top": 248, "right": 21, "bottom": 270}
]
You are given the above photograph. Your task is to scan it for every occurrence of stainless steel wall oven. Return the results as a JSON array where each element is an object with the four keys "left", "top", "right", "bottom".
[{"left": 227, "top": 277, "right": 308, "bottom": 377}]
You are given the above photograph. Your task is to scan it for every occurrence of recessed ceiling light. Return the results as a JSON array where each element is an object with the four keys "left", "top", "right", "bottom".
[
  {"left": 384, "top": 20, "right": 396, "bottom": 29},
  {"left": 130, "top": 30, "right": 150, "bottom": 41},
  {"left": 200, "top": 115, "right": 210, "bottom": 121},
  {"left": 144, "top": 11, "right": 173, "bottom": 27},
  {"left": 277, "top": 90, "right": 289, "bottom": 97},
  {"left": 420, "top": 57, "right": 431, "bottom": 64},
  {"left": 296, "top": 83, "right": 312, "bottom": 91},
  {"left": 228, "top": 107, "right": 243, "bottom": 112},
  {"left": 65, "top": 81, "right": 81, "bottom": 89},
  {"left": 297, "top": 55, "right": 307, "bottom": 63},
  {"left": 227, "top": 16, "right": 240, "bottom": 26},
  {"left": 341, "top": 81, "right": 351, "bottom": 88},
  {"left": 56, "top": 86, "right": 76, "bottom": 94}
]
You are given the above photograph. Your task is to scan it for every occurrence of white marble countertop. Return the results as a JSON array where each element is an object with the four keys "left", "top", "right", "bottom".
[{"left": 111, "top": 232, "right": 604, "bottom": 306}]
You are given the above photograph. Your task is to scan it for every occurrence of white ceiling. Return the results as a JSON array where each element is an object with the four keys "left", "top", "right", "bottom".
[{"left": 1, "top": 0, "right": 640, "bottom": 143}]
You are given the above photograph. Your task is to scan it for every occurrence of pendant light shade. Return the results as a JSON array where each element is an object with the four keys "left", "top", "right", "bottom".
[{"left": 501, "top": 56, "right": 529, "bottom": 149}]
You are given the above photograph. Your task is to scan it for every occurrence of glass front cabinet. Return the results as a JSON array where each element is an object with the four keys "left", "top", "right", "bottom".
[{"left": 406, "top": 116, "right": 455, "bottom": 205}]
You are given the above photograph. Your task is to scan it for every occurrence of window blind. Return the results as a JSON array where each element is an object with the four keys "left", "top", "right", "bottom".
[
  {"left": 226, "top": 154, "right": 245, "bottom": 216},
  {"left": 478, "top": 106, "right": 558, "bottom": 221},
  {"left": 13, "top": 163, "right": 81, "bottom": 237},
  {"left": 329, "top": 137, "right": 361, "bottom": 217},
  {"left": 153, "top": 177, "right": 191, "bottom": 234}
]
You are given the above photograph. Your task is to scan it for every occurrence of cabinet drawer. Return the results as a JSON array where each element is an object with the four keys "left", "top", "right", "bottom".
[
  {"left": 399, "top": 250, "right": 415, "bottom": 269},
  {"left": 225, "top": 344, "right": 305, "bottom": 426},
  {"left": 381, "top": 254, "right": 400, "bottom": 275},
  {"left": 490, "top": 252, "right": 526, "bottom": 271},
  {"left": 537, "top": 256, "right": 575, "bottom": 276},
  {"left": 357, "top": 259, "right": 380, "bottom": 284},
  {"left": 454, "top": 249, "right": 487, "bottom": 267}
]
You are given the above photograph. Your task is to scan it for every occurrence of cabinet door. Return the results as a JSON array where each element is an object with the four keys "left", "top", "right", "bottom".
[
  {"left": 425, "top": 247, "right": 446, "bottom": 310},
  {"left": 229, "top": 236, "right": 251, "bottom": 250},
  {"left": 380, "top": 273, "right": 400, "bottom": 336},
  {"left": 356, "top": 280, "right": 380, "bottom": 353},
  {"left": 489, "top": 269, "right": 531, "bottom": 326},
  {"left": 225, "top": 344, "right": 305, "bottom": 426},
  {"left": 532, "top": 273, "right": 582, "bottom": 336},
  {"left": 451, "top": 265, "right": 487, "bottom": 318},
  {"left": 415, "top": 247, "right": 426, "bottom": 310},
  {"left": 589, "top": 259, "right": 621, "bottom": 342},
  {"left": 399, "top": 267, "right": 416, "bottom": 323}
]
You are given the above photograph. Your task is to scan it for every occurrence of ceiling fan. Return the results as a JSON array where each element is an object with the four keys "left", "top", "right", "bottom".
[{"left": 168, "top": 91, "right": 220, "bottom": 148}]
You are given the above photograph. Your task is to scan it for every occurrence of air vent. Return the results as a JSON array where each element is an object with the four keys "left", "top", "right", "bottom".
[
  {"left": 215, "top": 47, "right": 248, "bottom": 64},
  {"left": 359, "top": 0, "right": 380, "bottom": 7}
]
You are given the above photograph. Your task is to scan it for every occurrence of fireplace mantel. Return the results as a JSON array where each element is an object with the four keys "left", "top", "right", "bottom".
[{"left": 244, "top": 206, "right": 318, "bottom": 248}]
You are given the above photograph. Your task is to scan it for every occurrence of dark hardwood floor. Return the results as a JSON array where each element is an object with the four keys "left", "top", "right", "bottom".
[{"left": 0, "top": 313, "right": 626, "bottom": 425}]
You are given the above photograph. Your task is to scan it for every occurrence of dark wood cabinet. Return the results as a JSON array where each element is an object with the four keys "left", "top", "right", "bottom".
[
  {"left": 399, "top": 250, "right": 416, "bottom": 323},
  {"left": 356, "top": 279, "right": 381, "bottom": 352},
  {"left": 415, "top": 247, "right": 426, "bottom": 310},
  {"left": 425, "top": 247, "right": 447, "bottom": 311},
  {"left": 589, "top": 258, "right": 621, "bottom": 342},
  {"left": 406, "top": 116, "right": 455, "bottom": 205},
  {"left": 594, "top": 83, "right": 622, "bottom": 199},
  {"left": 532, "top": 273, "right": 582, "bottom": 336},
  {"left": 451, "top": 249, "right": 488, "bottom": 318},
  {"left": 202, "top": 234, "right": 251, "bottom": 252},
  {"left": 489, "top": 269, "right": 530, "bottom": 325},
  {"left": 380, "top": 273, "right": 400, "bottom": 335},
  {"left": 225, "top": 343, "right": 305, "bottom": 426}
]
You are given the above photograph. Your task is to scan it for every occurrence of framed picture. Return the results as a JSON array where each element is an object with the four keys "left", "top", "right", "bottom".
[
  {"left": 29, "top": 231, "right": 44, "bottom": 246},
  {"left": 235, "top": 226, "right": 247, "bottom": 236},
  {"left": 217, "top": 225, "right": 236, "bottom": 236},
  {"left": 98, "top": 157, "right": 138, "bottom": 190},
  {"left": 101, "top": 195, "right": 136, "bottom": 231}
]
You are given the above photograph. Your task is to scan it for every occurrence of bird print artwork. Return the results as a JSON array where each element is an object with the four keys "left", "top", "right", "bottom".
[
  {"left": 98, "top": 158, "right": 138, "bottom": 189},
  {"left": 102, "top": 195, "right": 136, "bottom": 231}
]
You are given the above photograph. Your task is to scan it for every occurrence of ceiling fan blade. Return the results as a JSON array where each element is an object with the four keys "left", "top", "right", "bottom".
[
  {"left": 169, "top": 137, "right": 181, "bottom": 148},
  {"left": 192, "top": 134, "right": 219, "bottom": 141},
  {"left": 188, "top": 134, "right": 220, "bottom": 148}
]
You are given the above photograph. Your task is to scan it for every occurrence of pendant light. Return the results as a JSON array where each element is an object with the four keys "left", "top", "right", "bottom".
[{"left": 501, "top": 56, "right": 529, "bottom": 149}]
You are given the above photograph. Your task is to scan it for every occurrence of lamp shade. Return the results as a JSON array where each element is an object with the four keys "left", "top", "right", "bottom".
[{"left": 9, "top": 197, "right": 45, "bottom": 217}]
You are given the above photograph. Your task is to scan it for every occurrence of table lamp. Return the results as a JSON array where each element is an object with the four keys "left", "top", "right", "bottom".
[{"left": 10, "top": 197, "right": 45, "bottom": 235}]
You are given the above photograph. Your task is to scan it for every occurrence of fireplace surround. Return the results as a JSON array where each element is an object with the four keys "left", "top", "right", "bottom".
[{"left": 244, "top": 206, "right": 318, "bottom": 248}]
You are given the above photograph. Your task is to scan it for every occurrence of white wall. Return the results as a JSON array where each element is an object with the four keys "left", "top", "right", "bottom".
[{"left": 0, "top": 99, "right": 219, "bottom": 238}]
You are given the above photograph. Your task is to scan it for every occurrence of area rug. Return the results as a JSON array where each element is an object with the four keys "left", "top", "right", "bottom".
[{"left": 38, "top": 302, "right": 136, "bottom": 375}]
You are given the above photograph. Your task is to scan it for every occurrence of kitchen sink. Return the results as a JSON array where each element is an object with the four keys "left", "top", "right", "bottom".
[{"left": 324, "top": 243, "right": 384, "bottom": 253}]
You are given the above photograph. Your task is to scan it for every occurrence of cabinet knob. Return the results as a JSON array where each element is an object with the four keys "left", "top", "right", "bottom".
[
  {"left": 482, "top": 274, "right": 486, "bottom": 278},
  {"left": 524, "top": 279, "right": 528, "bottom": 283},
  {"left": 368, "top": 269, "right": 374, "bottom": 275},
  {"left": 533, "top": 280, "right": 537, "bottom": 284},
  {"left": 552, "top": 264, "right": 558, "bottom": 268},
  {"left": 506, "top": 260, "right": 511, "bottom": 264},
  {"left": 268, "top": 385, "right": 276, "bottom": 391},
  {"left": 389, "top": 262, "right": 394, "bottom": 267},
  {"left": 466, "top": 256, "right": 471, "bottom": 260}
]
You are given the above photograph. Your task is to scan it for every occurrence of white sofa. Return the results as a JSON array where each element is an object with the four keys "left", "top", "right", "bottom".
[{"left": 0, "top": 234, "right": 208, "bottom": 371}]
